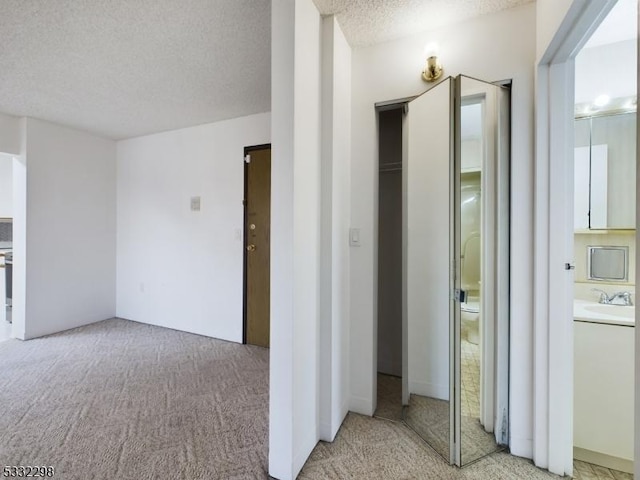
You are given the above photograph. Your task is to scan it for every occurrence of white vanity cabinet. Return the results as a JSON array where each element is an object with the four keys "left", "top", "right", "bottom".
[{"left": 574, "top": 320, "right": 634, "bottom": 471}]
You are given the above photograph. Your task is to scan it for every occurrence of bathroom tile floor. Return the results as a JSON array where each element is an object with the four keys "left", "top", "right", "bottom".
[
  {"left": 376, "top": 355, "right": 630, "bottom": 479},
  {"left": 573, "top": 460, "right": 632, "bottom": 479},
  {"left": 461, "top": 337, "right": 480, "bottom": 418}
]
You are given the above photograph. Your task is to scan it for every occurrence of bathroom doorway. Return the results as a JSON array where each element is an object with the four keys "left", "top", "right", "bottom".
[
  {"left": 571, "top": 0, "right": 637, "bottom": 474},
  {"left": 533, "top": 0, "right": 637, "bottom": 476}
]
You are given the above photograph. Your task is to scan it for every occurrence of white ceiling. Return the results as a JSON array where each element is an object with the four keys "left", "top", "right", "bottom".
[
  {"left": 0, "top": 0, "right": 271, "bottom": 140},
  {"left": 312, "top": 0, "right": 534, "bottom": 47},
  {"left": 0, "top": 0, "right": 539, "bottom": 141},
  {"left": 575, "top": 0, "right": 637, "bottom": 105},
  {"left": 584, "top": 0, "right": 637, "bottom": 49}
]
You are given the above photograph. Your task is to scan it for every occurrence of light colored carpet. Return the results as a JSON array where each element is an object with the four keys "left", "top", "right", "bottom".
[
  {"left": 0, "top": 319, "right": 625, "bottom": 480},
  {"left": 0, "top": 318, "right": 269, "bottom": 479},
  {"left": 300, "top": 413, "right": 563, "bottom": 480}
]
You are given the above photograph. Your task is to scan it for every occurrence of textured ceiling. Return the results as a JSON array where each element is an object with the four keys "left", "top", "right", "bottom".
[
  {"left": 0, "top": 0, "right": 270, "bottom": 140},
  {"left": 313, "top": 0, "right": 535, "bottom": 47}
]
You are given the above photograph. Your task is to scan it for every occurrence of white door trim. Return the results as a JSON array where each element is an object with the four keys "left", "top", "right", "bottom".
[{"left": 533, "top": 0, "right": 616, "bottom": 476}]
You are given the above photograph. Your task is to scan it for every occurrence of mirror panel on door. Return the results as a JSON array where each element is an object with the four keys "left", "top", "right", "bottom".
[
  {"left": 456, "top": 76, "right": 510, "bottom": 466},
  {"left": 403, "top": 78, "right": 454, "bottom": 463}
]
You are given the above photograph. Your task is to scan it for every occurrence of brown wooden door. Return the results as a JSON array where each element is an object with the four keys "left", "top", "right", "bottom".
[{"left": 245, "top": 147, "right": 271, "bottom": 347}]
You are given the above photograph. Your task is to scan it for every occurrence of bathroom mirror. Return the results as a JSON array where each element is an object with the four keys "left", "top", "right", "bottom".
[{"left": 574, "top": 112, "right": 636, "bottom": 230}]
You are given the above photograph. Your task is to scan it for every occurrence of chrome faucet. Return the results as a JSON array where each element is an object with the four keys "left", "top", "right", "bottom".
[
  {"left": 592, "top": 288, "right": 633, "bottom": 306},
  {"left": 610, "top": 291, "right": 634, "bottom": 306}
]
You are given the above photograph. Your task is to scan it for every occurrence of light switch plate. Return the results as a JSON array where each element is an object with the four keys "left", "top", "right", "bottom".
[
  {"left": 190, "top": 196, "right": 201, "bottom": 211},
  {"left": 349, "top": 228, "right": 361, "bottom": 247}
]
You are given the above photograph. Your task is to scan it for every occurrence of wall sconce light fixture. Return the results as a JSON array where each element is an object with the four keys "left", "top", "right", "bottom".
[{"left": 422, "top": 43, "right": 443, "bottom": 82}]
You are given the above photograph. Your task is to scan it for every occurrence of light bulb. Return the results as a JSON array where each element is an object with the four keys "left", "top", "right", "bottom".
[
  {"left": 424, "top": 43, "right": 439, "bottom": 58},
  {"left": 593, "top": 94, "right": 610, "bottom": 107}
]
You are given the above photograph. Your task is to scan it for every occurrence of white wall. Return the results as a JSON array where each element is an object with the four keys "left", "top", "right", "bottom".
[
  {"left": 0, "top": 111, "right": 20, "bottom": 156},
  {"left": 349, "top": 3, "right": 536, "bottom": 458},
  {"left": 291, "top": 0, "right": 322, "bottom": 474},
  {"left": 0, "top": 154, "right": 12, "bottom": 217},
  {"left": 116, "top": 112, "right": 269, "bottom": 341},
  {"left": 536, "top": 0, "right": 574, "bottom": 62},
  {"left": 575, "top": 39, "right": 637, "bottom": 103},
  {"left": 20, "top": 118, "right": 116, "bottom": 339},
  {"left": 270, "top": 0, "right": 295, "bottom": 477},
  {"left": 319, "top": 15, "right": 352, "bottom": 442},
  {"left": 270, "top": 0, "right": 322, "bottom": 478}
]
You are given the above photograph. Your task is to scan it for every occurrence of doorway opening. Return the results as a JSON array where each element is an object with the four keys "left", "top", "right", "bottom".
[
  {"left": 375, "top": 106, "right": 404, "bottom": 422},
  {"left": 571, "top": 0, "right": 637, "bottom": 475},
  {"left": 0, "top": 153, "right": 12, "bottom": 341},
  {"left": 0, "top": 153, "right": 24, "bottom": 343},
  {"left": 243, "top": 144, "right": 272, "bottom": 348}
]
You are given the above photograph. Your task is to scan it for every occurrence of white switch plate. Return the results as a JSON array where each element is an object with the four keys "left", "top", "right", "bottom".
[
  {"left": 190, "top": 196, "right": 201, "bottom": 211},
  {"left": 349, "top": 228, "right": 361, "bottom": 247}
]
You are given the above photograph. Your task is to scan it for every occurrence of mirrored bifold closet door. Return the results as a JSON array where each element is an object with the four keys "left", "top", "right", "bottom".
[{"left": 401, "top": 75, "right": 510, "bottom": 466}]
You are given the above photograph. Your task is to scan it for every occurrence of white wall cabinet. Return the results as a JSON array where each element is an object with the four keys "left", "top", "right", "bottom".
[
  {"left": 574, "top": 145, "right": 608, "bottom": 229},
  {"left": 574, "top": 113, "right": 636, "bottom": 230}
]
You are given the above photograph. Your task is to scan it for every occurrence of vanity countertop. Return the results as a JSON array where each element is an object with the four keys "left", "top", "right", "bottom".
[{"left": 574, "top": 299, "right": 634, "bottom": 327}]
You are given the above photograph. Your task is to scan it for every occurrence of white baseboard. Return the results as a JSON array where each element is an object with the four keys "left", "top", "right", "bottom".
[
  {"left": 293, "top": 431, "right": 319, "bottom": 479},
  {"left": 377, "top": 359, "right": 402, "bottom": 377},
  {"left": 320, "top": 405, "right": 350, "bottom": 443},
  {"left": 408, "top": 380, "right": 449, "bottom": 401},
  {"left": 509, "top": 436, "right": 533, "bottom": 460},
  {"left": 349, "top": 395, "right": 374, "bottom": 416},
  {"left": 574, "top": 447, "right": 633, "bottom": 474},
  {"left": 318, "top": 421, "right": 333, "bottom": 442}
]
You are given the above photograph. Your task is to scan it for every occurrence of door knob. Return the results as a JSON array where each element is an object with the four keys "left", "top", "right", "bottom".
[{"left": 246, "top": 244, "right": 256, "bottom": 252}]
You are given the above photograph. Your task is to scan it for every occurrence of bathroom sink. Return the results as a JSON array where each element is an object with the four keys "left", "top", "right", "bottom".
[{"left": 584, "top": 304, "right": 635, "bottom": 319}]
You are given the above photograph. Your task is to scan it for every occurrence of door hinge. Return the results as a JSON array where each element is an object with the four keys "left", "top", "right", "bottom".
[
  {"left": 454, "top": 289, "right": 466, "bottom": 303},
  {"left": 244, "top": 154, "right": 251, "bottom": 164}
]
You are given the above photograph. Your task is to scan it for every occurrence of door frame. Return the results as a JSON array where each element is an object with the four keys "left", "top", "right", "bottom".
[
  {"left": 242, "top": 143, "right": 272, "bottom": 345},
  {"left": 533, "top": 1, "right": 616, "bottom": 476}
]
